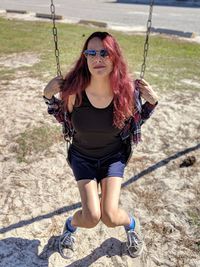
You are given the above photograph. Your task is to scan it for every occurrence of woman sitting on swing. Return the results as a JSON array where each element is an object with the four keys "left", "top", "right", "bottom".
[{"left": 43, "top": 31, "right": 158, "bottom": 259}]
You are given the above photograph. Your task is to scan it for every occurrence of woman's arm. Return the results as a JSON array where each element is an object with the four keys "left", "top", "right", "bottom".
[
  {"left": 43, "top": 77, "right": 76, "bottom": 125},
  {"left": 43, "top": 76, "right": 64, "bottom": 123},
  {"left": 43, "top": 76, "right": 64, "bottom": 99},
  {"left": 134, "top": 79, "right": 158, "bottom": 124},
  {"left": 136, "top": 79, "right": 158, "bottom": 105},
  {"left": 43, "top": 76, "right": 75, "bottom": 111}
]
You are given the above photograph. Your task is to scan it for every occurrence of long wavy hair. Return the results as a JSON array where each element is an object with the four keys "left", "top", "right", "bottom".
[{"left": 61, "top": 31, "right": 135, "bottom": 129}]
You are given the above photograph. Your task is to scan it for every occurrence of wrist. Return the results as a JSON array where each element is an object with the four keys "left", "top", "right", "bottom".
[
  {"left": 43, "top": 86, "right": 55, "bottom": 99},
  {"left": 44, "top": 85, "right": 60, "bottom": 99},
  {"left": 43, "top": 95, "right": 55, "bottom": 105},
  {"left": 146, "top": 93, "right": 158, "bottom": 105},
  {"left": 148, "top": 100, "right": 158, "bottom": 106}
]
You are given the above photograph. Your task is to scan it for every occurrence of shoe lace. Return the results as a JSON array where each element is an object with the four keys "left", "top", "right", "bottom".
[
  {"left": 60, "top": 230, "right": 75, "bottom": 249},
  {"left": 128, "top": 230, "right": 141, "bottom": 250}
]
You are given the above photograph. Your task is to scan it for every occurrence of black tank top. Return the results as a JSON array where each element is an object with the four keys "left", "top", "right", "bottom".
[{"left": 71, "top": 91, "right": 122, "bottom": 158}]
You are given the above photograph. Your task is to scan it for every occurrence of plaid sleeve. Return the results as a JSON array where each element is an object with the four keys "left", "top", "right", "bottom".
[
  {"left": 140, "top": 101, "right": 158, "bottom": 125},
  {"left": 43, "top": 95, "right": 64, "bottom": 123},
  {"left": 43, "top": 95, "right": 74, "bottom": 140}
]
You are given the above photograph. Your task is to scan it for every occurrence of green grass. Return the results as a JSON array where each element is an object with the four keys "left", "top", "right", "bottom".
[
  {"left": 16, "top": 125, "right": 63, "bottom": 162},
  {"left": 188, "top": 210, "right": 200, "bottom": 228},
  {"left": 190, "top": 211, "right": 200, "bottom": 252},
  {"left": 0, "top": 68, "right": 15, "bottom": 81},
  {"left": 0, "top": 17, "right": 200, "bottom": 90}
]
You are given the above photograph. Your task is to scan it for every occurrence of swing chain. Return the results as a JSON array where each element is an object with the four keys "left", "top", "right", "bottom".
[
  {"left": 140, "top": 0, "right": 154, "bottom": 79},
  {"left": 50, "top": 0, "right": 62, "bottom": 78}
]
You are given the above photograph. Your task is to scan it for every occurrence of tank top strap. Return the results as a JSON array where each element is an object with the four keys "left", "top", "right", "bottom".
[
  {"left": 73, "top": 91, "right": 90, "bottom": 108},
  {"left": 78, "top": 90, "right": 91, "bottom": 108}
]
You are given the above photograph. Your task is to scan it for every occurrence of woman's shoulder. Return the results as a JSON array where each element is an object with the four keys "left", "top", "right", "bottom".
[{"left": 68, "top": 94, "right": 76, "bottom": 113}]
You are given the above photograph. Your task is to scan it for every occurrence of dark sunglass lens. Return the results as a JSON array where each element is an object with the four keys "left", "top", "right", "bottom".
[
  {"left": 84, "top": 50, "right": 96, "bottom": 57},
  {"left": 100, "top": 50, "right": 108, "bottom": 57},
  {"left": 88, "top": 50, "right": 96, "bottom": 56}
]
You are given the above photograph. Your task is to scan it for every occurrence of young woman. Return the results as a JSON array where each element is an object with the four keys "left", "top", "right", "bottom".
[{"left": 43, "top": 31, "right": 158, "bottom": 259}]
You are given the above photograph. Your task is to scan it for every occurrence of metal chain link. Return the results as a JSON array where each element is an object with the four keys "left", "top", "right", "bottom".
[
  {"left": 140, "top": 0, "right": 154, "bottom": 79},
  {"left": 50, "top": 0, "right": 63, "bottom": 78}
]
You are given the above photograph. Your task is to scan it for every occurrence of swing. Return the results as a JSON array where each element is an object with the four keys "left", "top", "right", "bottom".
[{"left": 46, "top": 0, "right": 155, "bottom": 157}]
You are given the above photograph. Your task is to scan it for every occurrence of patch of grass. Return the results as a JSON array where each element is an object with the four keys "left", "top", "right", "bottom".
[
  {"left": 188, "top": 210, "right": 200, "bottom": 228},
  {"left": 186, "top": 181, "right": 200, "bottom": 252},
  {"left": 187, "top": 206, "right": 200, "bottom": 252},
  {"left": 188, "top": 181, "right": 200, "bottom": 230},
  {"left": 0, "top": 68, "right": 16, "bottom": 80},
  {"left": 16, "top": 125, "right": 63, "bottom": 162},
  {"left": 0, "top": 17, "right": 200, "bottom": 90}
]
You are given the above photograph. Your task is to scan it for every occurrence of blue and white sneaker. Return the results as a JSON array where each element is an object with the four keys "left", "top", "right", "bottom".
[
  {"left": 58, "top": 220, "right": 76, "bottom": 259},
  {"left": 126, "top": 229, "right": 144, "bottom": 258}
]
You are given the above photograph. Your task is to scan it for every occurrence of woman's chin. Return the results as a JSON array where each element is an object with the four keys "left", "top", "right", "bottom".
[{"left": 91, "top": 70, "right": 111, "bottom": 78}]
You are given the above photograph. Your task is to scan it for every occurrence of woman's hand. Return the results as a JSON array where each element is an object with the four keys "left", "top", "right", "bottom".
[
  {"left": 43, "top": 76, "right": 64, "bottom": 99},
  {"left": 136, "top": 79, "right": 158, "bottom": 105}
]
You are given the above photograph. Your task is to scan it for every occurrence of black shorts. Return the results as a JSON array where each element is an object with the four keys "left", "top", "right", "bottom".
[{"left": 67, "top": 146, "right": 127, "bottom": 183}]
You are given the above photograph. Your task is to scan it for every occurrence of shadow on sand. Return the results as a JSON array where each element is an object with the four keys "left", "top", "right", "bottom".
[{"left": 0, "top": 236, "right": 126, "bottom": 267}]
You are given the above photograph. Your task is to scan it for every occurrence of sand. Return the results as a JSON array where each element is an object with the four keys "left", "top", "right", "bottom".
[{"left": 0, "top": 51, "right": 200, "bottom": 267}]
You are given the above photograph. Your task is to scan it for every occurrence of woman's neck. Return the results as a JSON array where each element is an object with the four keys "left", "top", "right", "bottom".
[{"left": 86, "top": 76, "right": 112, "bottom": 96}]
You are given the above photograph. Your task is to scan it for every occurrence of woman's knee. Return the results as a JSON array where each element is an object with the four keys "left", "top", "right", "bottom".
[
  {"left": 82, "top": 209, "right": 101, "bottom": 228},
  {"left": 101, "top": 208, "right": 118, "bottom": 228}
]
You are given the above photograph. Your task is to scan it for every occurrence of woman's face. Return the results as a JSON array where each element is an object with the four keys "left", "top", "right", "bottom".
[{"left": 85, "top": 37, "right": 113, "bottom": 78}]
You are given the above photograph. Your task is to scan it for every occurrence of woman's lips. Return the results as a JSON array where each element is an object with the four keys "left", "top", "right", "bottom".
[{"left": 93, "top": 65, "right": 106, "bottom": 69}]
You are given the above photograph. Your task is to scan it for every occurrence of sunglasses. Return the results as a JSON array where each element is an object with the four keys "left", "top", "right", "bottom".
[{"left": 83, "top": 49, "right": 109, "bottom": 58}]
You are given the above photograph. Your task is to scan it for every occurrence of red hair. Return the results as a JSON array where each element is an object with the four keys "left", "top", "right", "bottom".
[{"left": 61, "top": 31, "right": 135, "bottom": 129}]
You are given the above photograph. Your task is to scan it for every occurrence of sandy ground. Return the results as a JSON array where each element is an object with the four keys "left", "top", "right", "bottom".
[{"left": 0, "top": 52, "right": 200, "bottom": 267}]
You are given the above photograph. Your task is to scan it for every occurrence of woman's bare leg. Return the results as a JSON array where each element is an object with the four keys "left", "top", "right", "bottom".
[
  {"left": 71, "top": 179, "right": 101, "bottom": 228},
  {"left": 100, "top": 177, "right": 130, "bottom": 227}
]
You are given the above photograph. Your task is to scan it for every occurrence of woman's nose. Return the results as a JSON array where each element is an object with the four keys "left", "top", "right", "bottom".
[{"left": 94, "top": 54, "right": 103, "bottom": 63}]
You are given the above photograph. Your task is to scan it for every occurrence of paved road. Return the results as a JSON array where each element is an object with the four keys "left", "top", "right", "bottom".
[{"left": 0, "top": 0, "right": 200, "bottom": 36}]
